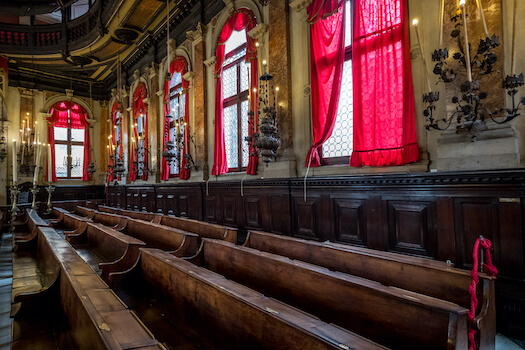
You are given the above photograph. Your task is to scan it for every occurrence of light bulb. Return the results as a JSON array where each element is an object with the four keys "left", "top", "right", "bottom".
[
  {"left": 459, "top": 0, "right": 465, "bottom": 6},
  {"left": 276, "top": 87, "right": 280, "bottom": 91},
  {"left": 263, "top": 60, "right": 267, "bottom": 66},
  {"left": 412, "top": 19, "right": 419, "bottom": 26}
]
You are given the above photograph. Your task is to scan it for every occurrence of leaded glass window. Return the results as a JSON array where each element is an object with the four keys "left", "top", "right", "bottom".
[
  {"left": 54, "top": 109, "right": 85, "bottom": 179},
  {"left": 168, "top": 71, "right": 186, "bottom": 176},
  {"left": 321, "top": 0, "right": 354, "bottom": 165},
  {"left": 222, "top": 29, "right": 249, "bottom": 172}
]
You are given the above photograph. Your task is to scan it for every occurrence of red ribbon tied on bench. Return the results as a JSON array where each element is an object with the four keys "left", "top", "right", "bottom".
[{"left": 468, "top": 237, "right": 498, "bottom": 350}]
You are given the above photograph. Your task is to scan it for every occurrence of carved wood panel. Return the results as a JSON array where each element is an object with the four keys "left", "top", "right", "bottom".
[
  {"left": 244, "top": 196, "right": 261, "bottom": 229},
  {"left": 221, "top": 194, "right": 238, "bottom": 226},
  {"left": 387, "top": 200, "right": 435, "bottom": 257},
  {"left": 292, "top": 195, "right": 321, "bottom": 240},
  {"left": 333, "top": 198, "right": 367, "bottom": 246},
  {"left": 179, "top": 195, "right": 188, "bottom": 217}
]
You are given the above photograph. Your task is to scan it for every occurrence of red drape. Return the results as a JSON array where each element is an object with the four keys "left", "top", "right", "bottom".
[
  {"left": 212, "top": 8, "right": 258, "bottom": 175},
  {"left": 130, "top": 82, "right": 148, "bottom": 182},
  {"left": 350, "top": 0, "right": 419, "bottom": 166},
  {"left": 0, "top": 55, "right": 7, "bottom": 75},
  {"left": 46, "top": 101, "right": 91, "bottom": 181},
  {"left": 162, "top": 56, "right": 190, "bottom": 180},
  {"left": 305, "top": 0, "right": 346, "bottom": 168}
]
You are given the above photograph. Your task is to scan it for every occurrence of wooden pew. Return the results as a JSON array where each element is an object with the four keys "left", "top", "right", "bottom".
[
  {"left": 111, "top": 247, "right": 388, "bottom": 350},
  {"left": 157, "top": 215, "right": 237, "bottom": 243},
  {"left": 244, "top": 230, "right": 496, "bottom": 350},
  {"left": 73, "top": 205, "right": 96, "bottom": 219},
  {"left": 97, "top": 205, "right": 237, "bottom": 243},
  {"left": 99, "top": 206, "right": 162, "bottom": 224},
  {"left": 67, "top": 221, "right": 146, "bottom": 282},
  {"left": 120, "top": 218, "right": 199, "bottom": 257},
  {"left": 13, "top": 209, "right": 49, "bottom": 246},
  {"left": 192, "top": 238, "right": 469, "bottom": 350},
  {"left": 12, "top": 224, "right": 164, "bottom": 349},
  {"left": 72, "top": 206, "right": 128, "bottom": 231}
]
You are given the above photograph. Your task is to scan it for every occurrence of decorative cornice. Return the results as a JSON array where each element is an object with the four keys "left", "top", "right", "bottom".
[
  {"left": 289, "top": 0, "right": 313, "bottom": 12},
  {"left": 183, "top": 71, "right": 195, "bottom": 81},
  {"left": 186, "top": 22, "right": 206, "bottom": 43},
  {"left": 86, "top": 118, "right": 98, "bottom": 125},
  {"left": 204, "top": 56, "right": 217, "bottom": 68},
  {"left": 142, "top": 97, "right": 151, "bottom": 105},
  {"left": 156, "top": 90, "right": 164, "bottom": 97},
  {"left": 248, "top": 23, "right": 268, "bottom": 40},
  {"left": 133, "top": 70, "right": 141, "bottom": 82},
  {"left": 65, "top": 89, "right": 74, "bottom": 98}
]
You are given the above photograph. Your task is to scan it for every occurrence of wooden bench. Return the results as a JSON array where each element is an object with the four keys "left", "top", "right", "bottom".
[
  {"left": 97, "top": 205, "right": 237, "bottom": 243},
  {"left": 49, "top": 207, "right": 70, "bottom": 225},
  {"left": 67, "top": 221, "right": 146, "bottom": 282},
  {"left": 12, "top": 224, "right": 164, "bottom": 349},
  {"left": 74, "top": 205, "right": 96, "bottom": 219},
  {"left": 245, "top": 230, "right": 496, "bottom": 350},
  {"left": 72, "top": 206, "right": 129, "bottom": 231},
  {"left": 192, "top": 238, "right": 469, "bottom": 350},
  {"left": 157, "top": 215, "right": 237, "bottom": 243},
  {"left": 13, "top": 209, "right": 49, "bottom": 247},
  {"left": 111, "top": 247, "right": 388, "bottom": 350}
]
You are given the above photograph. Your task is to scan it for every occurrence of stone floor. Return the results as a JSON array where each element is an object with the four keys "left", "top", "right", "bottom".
[{"left": 0, "top": 228, "right": 523, "bottom": 349}]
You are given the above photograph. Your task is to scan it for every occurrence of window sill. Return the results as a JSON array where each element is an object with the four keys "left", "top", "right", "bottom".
[{"left": 300, "top": 159, "right": 430, "bottom": 177}]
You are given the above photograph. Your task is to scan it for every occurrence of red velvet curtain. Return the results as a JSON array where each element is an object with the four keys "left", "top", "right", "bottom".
[
  {"left": 350, "top": 0, "right": 419, "bottom": 166},
  {"left": 212, "top": 8, "right": 257, "bottom": 175},
  {"left": 305, "top": 0, "right": 346, "bottom": 168},
  {"left": 162, "top": 56, "right": 190, "bottom": 180},
  {"left": 46, "top": 101, "right": 91, "bottom": 181},
  {"left": 130, "top": 82, "right": 148, "bottom": 182}
]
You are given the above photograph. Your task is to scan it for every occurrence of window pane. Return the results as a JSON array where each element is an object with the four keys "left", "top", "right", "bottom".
[
  {"left": 71, "top": 0, "right": 89, "bottom": 20},
  {"left": 70, "top": 145, "right": 84, "bottom": 177},
  {"left": 224, "top": 105, "right": 238, "bottom": 169},
  {"left": 55, "top": 144, "right": 68, "bottom": 178},
  {"left": 240, "top": 59, "right": 249, "bottom": 93},
  {"left": 223, "top": 66, "right": 238, "bottom": 99},
  {"left": 170, "top": 72, "right": 182, "bottom": 90},
  {"left": 224, "top": 30, "right": 246, "bottom": 54},
  {"left": 54, "top": 127, "right": 68, "bottom": 141},
  {"left": 345, "top": 0, "right": 352, "bottom": 48},
  {"left": 323, "top": 59, "right": 353, "bottom": 158},
  {"left": 224, "top": 48, "right": 247, "bottom": 66},
  {"left": 71, "top": 128, "right": 84, "bottom": 142},
  {"left": 241, "top": 100, "right": 249, "bottom": 167}
]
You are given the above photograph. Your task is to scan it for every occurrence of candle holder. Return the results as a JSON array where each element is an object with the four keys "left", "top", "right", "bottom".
[
  {"left": 421, "top": 6, "right": 524, "bottom": 140},
  {"left": 45, "top": 184, "right": 55, "bottom": 215},
  {"left": 9, "top": 184, "right": 19, "bottom": 234},
  {"left": 30, "top": 184, "right": 39, "bottom": 210},
  {"left": 245, "top": 67, "right": 281, "bottom": 165}
]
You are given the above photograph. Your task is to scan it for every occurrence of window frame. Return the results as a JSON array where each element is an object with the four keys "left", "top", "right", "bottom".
[
  {"left": 222, "top": 42, "right": 249, "bottom": 173},
  {"left": 168, "top": 74, "right": 185, "bottom": 177},
  {"left": 54, "top": 110, "right": 84, "bottom": 179},
  {"left": 320, "top": 0, "right": 354, "bottom": 166}
]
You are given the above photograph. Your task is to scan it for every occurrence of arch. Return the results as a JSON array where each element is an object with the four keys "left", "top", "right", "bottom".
[
  {"left": 159, "top": 46, "right": 192, "bottom": 89},
  {"left": 211, "top": 1, "right": 263, "bottom": 56},
  {"left": 129, "top": 76, "right": 150, "bottom": 107},
  {"left": 44, "top": 94, "right": 95, "bottom": 122}
]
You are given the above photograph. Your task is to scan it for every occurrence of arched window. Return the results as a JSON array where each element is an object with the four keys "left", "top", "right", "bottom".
[
  {"left": 162, "top": 55, "right": 190, "bottom": 181},
  {"left": 222, "top": 29, "right": 250, "bottom": 172},
  {"left": 47, "top": 101, "right": 91, "bottom": 181},
  {"left": 108, "top": 101, "right": 123, "bottom": 181},
  {"left": 130, "top": 82, "right": 148, "bottom": 182},
  {"left": 212, "top": 8, "right": 259, "bottom": 176}
]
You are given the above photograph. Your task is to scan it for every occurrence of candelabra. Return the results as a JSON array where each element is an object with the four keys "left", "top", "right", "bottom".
[
  {"left": 17, "top": 141, "right": 37, "bottom": 176},
  {"left": 45, "top": 184, "right": 54, "bottom": 215},
  {"left": 245, "top": 64, "right": 281, "bottom": 165},
  {"left": 9, "top": 184, "right": 19, "bottom": 234},
  {"left": 30, "top": 184, "right": 38, "bottom": 210},
  {"left": 420, "top": 2, "right": 524, "bottom": 140},
  {"left": 161, "top": 115, "right": 197, "bottom": 173}
]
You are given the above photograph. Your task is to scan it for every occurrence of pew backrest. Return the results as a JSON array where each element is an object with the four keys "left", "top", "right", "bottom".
[
  {"left": 140, "top": 247, "right": 389, "bottom": 350},
  {"left": 203, "top": 238, "right": 469, "bottom": 350},
  {"left": 159, "top": 215, "right": 237, "bottom": 243}
]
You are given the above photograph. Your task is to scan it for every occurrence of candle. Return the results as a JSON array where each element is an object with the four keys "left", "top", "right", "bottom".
[
  {"left": 412, "top": 19, "right": 432, "bottom": 92},
  {"left": 512, "top": 0, "right": 518, "bottom": 74},
  {"left": 12, "top": 140, "right": 17, "bottom": 184},
  {"left": 47, "top": 144, "right": 52, "bottom": 183},
  {"left": 275, "top": 86, "right": 279, "bottom": 107},
  {"left": 255, "top": 42, "right": 262, "bottom": 77},
  {"left": 440, "top": 0, "right": 445, "bottom": 47},
  {"left": 475, "top": 0, "right": 489, "bottom": 38},
  {"left": 33, "top": 144, "right": 40, "bottom": 185},
  {"left": 460, "top": 0, "right": 472, "bottom": 82}
]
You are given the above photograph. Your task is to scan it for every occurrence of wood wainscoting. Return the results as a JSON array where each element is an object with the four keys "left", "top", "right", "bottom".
[{"left": 107, "top": 170, "right": 525, "bottom": 339}]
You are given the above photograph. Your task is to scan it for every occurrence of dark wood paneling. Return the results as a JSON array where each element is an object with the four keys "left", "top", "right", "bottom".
[
  {"left": 386, "top": 200, "right": 434, "bottom": 257},
  {"left": 333, "top": 198, "right": 367, "bottom": 246},
  {"left": 292, "top": 195, "right": 321, "bottom": 240}
]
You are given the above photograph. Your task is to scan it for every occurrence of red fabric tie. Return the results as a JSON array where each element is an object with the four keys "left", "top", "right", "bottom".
[{"left": 468, "top": 237, "right": 498, "bottom": 350}]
